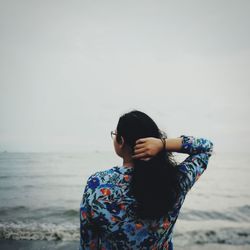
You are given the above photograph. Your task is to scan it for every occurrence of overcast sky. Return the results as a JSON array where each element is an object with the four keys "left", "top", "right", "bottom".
[{"left": 0, "top": 0, "right": 249, "bottom": 153}]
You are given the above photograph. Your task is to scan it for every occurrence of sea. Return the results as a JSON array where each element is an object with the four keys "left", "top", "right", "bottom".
[{"left": 0, "top": 151, "right": 250, "bottom": 249}]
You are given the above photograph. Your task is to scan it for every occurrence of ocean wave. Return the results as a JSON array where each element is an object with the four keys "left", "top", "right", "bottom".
[
  {"left": 0, "top": 222, "right": 79, "bottom": 241},
  {"left": 0, "top": 206, "right": 79, "bottom": 220},
  {"left": 0, "top": 222, "right": 250, "bottom": 245},
  {"left": 0, "top": 206, "right": 27, "bottom": 216},
  {"left": 0, "top": 174, "right": 77, "bottom": 179},
  {"left": 1, "top": 205, "right": 250, "bottom": 223},
  {"left": 1, "top": 205, "right": 250, "bottom": 222},
  {"left": 175, "top": 227, "right": 250, "bottom": 245},
  {"left": 0, "top": 184, "right": 80, "bottom": 190},
  {"left": 180, "top": 205, "right": 250, "bottom": 222}
]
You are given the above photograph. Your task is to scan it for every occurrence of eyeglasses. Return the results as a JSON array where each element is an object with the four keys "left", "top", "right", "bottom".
[{"left": 110, "top": 131, "right": 117, "bottom": 139}]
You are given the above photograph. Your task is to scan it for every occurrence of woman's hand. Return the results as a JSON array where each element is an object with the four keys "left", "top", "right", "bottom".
[{"left": 132, "top": 137, "right": 164, "bottom": 161}]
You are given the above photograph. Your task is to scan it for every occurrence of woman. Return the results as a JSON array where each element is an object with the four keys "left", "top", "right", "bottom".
[{"left": 80, "top": 110, "right": 214, "bottom": 249}]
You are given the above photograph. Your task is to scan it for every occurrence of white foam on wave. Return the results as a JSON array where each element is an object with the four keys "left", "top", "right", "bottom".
[
  {"left": 0, "top": 222, "right": 79, "bottom": 241},
  {"left": 174, "top": 227, "right": 250, "bottom": 246}
]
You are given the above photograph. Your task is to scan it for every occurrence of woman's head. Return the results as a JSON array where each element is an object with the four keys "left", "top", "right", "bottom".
[
  {"left": 113, "top": 110, "right": 180, "bottom": 220},
  {"left": 113, "top": 110, "right": 162, "bottom": 158}
]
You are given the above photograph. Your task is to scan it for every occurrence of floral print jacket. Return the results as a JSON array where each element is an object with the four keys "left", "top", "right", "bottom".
[{"left": 80, "top": 135, "right": 214, "bottom": 250}]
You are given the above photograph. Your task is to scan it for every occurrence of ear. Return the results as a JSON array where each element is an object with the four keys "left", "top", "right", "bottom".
[{"left": 117, "top": 136, "right": 125, "bottom": 147}]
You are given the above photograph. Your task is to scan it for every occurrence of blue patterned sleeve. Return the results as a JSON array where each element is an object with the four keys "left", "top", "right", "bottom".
[
  {"left": 79, "top": 176, "right": 100, "bottom": 250},
  {"left": 177, "top": 135, "right": 214, "bottom": 193}
]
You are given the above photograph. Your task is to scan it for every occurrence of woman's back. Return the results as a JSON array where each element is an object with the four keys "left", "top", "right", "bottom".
[{"left": 80, "top": 135, "right": 214, "bottom": 249}]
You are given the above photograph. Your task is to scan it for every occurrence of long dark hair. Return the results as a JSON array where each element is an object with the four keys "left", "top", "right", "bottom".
[{"left": 116, "top": 110, "right": 180, "bottom": 219}]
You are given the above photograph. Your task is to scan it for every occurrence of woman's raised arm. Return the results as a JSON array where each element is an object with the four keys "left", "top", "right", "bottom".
[{"left": 132, "top": 135, "right": 213, "bottom": 159}]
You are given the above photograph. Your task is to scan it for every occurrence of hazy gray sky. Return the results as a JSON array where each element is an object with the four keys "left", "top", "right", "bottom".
[{"left": 0, "top": 0, "right": 249, "bottom": 153}]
